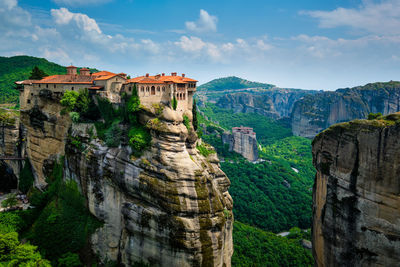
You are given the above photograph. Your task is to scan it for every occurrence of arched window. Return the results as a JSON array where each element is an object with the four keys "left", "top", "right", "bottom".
[
  {"left": 54, "top": 84, "right": 56, "bottom": 88},
  {"left": 71, "top": 87, "right": 74, "bottom": 90},
  {"left": 146, "top": 86, "right": 149, "bottom": 92},
  {"left": 157, "top": 86, "right": 160, "bottom": 92},
  {"left": 141, "top": 86, "right": 144, "bottom": 92},
  {"left": 129, "top": 86, "right": 132, "bottom": 91},
  {"left": 46, "top": 84, "right": 48, "bottom": 88},
  {"left": 162, "top": 86, "right": 165, "bottom": 92},
  {"left": 151, "top": 86, "right": 155, "bottom": 95}
]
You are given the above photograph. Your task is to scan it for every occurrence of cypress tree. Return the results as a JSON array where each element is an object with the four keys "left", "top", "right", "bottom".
[{"left": 192, "top": 99, "right": 198, "bottom": 131}]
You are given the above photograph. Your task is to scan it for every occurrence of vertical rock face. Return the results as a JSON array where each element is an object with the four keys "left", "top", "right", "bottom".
[
  {"left": 292, "top": 82, "right": 400, "bottom": 138},
  {"left": 64, "top": 109, "right": 233, "bottom": 266},
  {"left": 222, "top": 127, "right": 258, "bottom": 161},
  {"left": 0, "top": 110, "right": 24, "bottom": 188},
  {"left": 312, "top": 114, "right": 400, "bottom": 267},
  {"left": 20, "top": 91, "right": 71, "bottom": 187},
  {"left": 216, "top": 89, "right": 317, "bottom": 119}
]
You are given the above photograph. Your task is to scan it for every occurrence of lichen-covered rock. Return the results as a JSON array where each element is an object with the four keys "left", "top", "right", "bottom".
[
  {"left": 64, "top": 111, "right": 233, "bottom": 266},
  {"left": 312, "top": 115, "right": 400, "bottom": 266}
]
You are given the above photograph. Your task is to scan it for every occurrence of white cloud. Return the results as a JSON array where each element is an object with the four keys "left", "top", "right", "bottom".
[
  {"left": 304, "top": 0, "right": 400, "bottom": 35},
  {"left": 2, "top": 0, "right": 17, "bottom": 10},
  {"left": 256, "top": 40, "right": 273, "bottom": 51},
  {"left": 175, "top": 36, "right": 206, "bottom": 52},
  {"left": 185, "top": 9, "right": 217, "bottom": 33},
  {"left": 51, "top": 8, "right": 102, "bottom": 34},
  {"left": 52, "top": 0, "right": 112, "bottom": 6}
]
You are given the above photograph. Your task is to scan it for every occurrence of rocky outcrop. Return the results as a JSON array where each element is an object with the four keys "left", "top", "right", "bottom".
[
  {"left": 312, "top": 114, "right": 400, "bottom": 266},
  {"left": 0, "top": 109, "right": 24, "bottom": 190},
  {"left": 292, "top": 81, "right": 400, "bottom": 138},
  {"left": 20, "top": 92, "right": 71, "bottom": 187},
  {"left": 216, "top": 89, "right": 317, "bottom": 119},
  {"left": 222, "top": 127, "right": 258, "bottom": 161},
  {"left": 64, "top": 107, "right": 233, "bottom": 266}
]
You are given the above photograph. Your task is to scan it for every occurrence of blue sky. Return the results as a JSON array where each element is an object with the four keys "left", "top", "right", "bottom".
[{"left": 1, "top": 0, "right": 400, "bottom": 89}]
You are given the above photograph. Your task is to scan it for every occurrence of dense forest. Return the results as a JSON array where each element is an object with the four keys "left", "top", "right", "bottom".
[{"left": 197, "top": 102, "right": 314, "bottom": 265}]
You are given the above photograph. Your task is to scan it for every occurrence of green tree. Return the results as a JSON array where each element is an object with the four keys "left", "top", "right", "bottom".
[
  {"left": 58, "top": 252, "right": 82, "bottom": 267},
  {"left": 1, "top": 194, "right": 18, "bottom": 209},
  {"left": 192, "top": 99, "right": 198, "bottom": 131},
  {"left": 60, "top": 91, "right": 79, "bottom": 112},
  {"left": 172, "top": 95, "right": 177, "bottom": 110},
  {"left": 368, "top": 112, "right": 382, "bottom": 120},
  {"left": 69, "top": 112, "right": 80, "bottom": 123},
  {"left": 128, "top": 126, "right": 151, "bottom": 153},
  {"left": 19, "top": 159, "right": 35, "bottom": 194},
  {"left": 0, "top": 232, "right": 51, "bottom": 266},
  {"left": 29, "top": 66, "right": 48, "bottom": 80}
]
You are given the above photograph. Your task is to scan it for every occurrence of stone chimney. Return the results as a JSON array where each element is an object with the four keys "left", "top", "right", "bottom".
[
  {"left": 171, "top": 72, "right": 177, "bottom": 76},
  {"left": 162, "top": 73, "right": 165, "bottom": 76},
  {"left": 80, "top": 68, "right": 90, "bottom": 76},
  {"left": 155, "top": 74, "right": 161, "bottom": 79},
  {"left": 67, "top": 65, "right": 77, "bottom": 75},
  {"left": 146, "top": 73, "right": 149, "bottom": 77},
  {"left": 182, "top": 74, "right": 185, "bottom": 78}
]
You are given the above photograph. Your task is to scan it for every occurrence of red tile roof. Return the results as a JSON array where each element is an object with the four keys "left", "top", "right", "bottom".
[{"left": 126, "top": 74, "right": 197, "bottom": 84}]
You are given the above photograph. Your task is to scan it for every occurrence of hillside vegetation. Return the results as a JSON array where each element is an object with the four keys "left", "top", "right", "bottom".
[{"left": 197, "top": 76, "right": 274, "bottom": 92}]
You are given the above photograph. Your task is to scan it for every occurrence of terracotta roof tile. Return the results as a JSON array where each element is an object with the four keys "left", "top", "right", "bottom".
[
  {"left": 126, "top": 74, "right": 197, "bottom": 84},
  {"left": 32, "top": 74, "right": 93, "bottom": 84}
]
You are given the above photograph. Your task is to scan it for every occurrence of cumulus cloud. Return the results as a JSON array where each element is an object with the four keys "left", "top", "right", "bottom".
[
  {"left": 52, "top": 0, "right": 112, "bottom": 6},
  {"left": 175, "top": 36, "right": 206, "bottom": 52},
  {"left": 185, "top": 9, "right": 217, "bottom": 33},
  {"left": 304, "top": 0, "right": 400, "bottom": 35},
  {"left": 51, "top": 8, "right": 102, "bottom": 34}
]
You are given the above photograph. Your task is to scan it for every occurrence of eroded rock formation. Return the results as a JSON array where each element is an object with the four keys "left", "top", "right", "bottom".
[
  {"left": 222, "top": 127, "right": 258, "bottom": 161},
  {"left": 292, "top": 81, "right": 400, "bottom": 138},
  {"left": 312, "top": 114, "right": 400, "bottom": 266},
  {"left": 217, "top": 89, "right": 316, "bottom": 119},
  {"left": 20, "top": 90, "right": 71, "bottom": 187}
]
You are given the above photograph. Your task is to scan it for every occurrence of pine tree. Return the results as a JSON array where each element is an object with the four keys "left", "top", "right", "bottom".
[
  {"left": 29, "top": 66, "right": 48, "bottom": 80},
  {"left": 192, "top": 99, "right": 198, "bottom": 131}
]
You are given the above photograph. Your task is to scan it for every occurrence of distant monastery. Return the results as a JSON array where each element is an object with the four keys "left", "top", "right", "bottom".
[{"left": 16, "top": 65, "right": 197, "bottom": 111}]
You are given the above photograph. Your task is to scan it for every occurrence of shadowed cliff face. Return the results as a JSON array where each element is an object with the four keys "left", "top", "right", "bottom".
[
  {"left": 292, "top": 82, "right": 400, "bottom": 138},
  {"left": 312, "top": 115, "right": 400, "bottom": 267},
  {"left": 64, "top": 107, "right": 233, "bottom": 266},
  {"left": 216, "top": 89, "right": 316, "bottom": 119}
]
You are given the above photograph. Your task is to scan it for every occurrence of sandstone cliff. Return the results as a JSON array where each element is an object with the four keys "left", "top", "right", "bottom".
[
  {"left": 20, "top": 90, "right": 71, "bottom": 187},
  {"left": 312, "top": 114, "right": 400, "bottom": 266},
  {"left": 216, "top": 89, "right": 316, "bottom": 119},
  {"left": 292, "top": 81, "right": 400, "bottom": 138},
  {"left": 64, "top": 107, "right": 233, "bottom": 266},
  {"left": 222, "top": 128, "right": 258, "bottom": 161}
]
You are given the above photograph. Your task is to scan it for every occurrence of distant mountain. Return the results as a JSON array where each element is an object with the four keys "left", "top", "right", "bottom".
[
  {"left": 197, "top": 76, "right": 275, "bottom": 92},
  {"left": 291, "top": 81, "right": 400, "bottom": 137},
  {"left": 0, "top": 56, "right": 68, "bottom": 103}
]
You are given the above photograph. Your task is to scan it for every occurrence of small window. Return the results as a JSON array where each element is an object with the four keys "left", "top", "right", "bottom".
[
  {"left": 146, "top": 87, "right": 149, "bottom": 92},
  {"left": 162, "top": 86, "right": 165, "bottom": 92},
  {"left": 129, "top": 86, "right": 132, "bottom": 91},
  {"left": 27, "top": 99, "right": 31, "bottom": 104},
  {"left": 31, "top": 93, "right": 33, "bottom": 96},
  {"left": 39, "top": 84, "right": 41, "bottom": 88},
  {"left": 72, "top": 87, "right": 74, "bottom": 90},
  {"left": 46, "top": 84, "right": 48, "bottom": 88},
  {"left": 141, "top": 86, "right": 144, "bottom": 92},
  {"left": 54, "top": 84, "right": 56, "bottom": 88},
  {"left": 157, "top": 86, "right": 160, "bottom": 92}
]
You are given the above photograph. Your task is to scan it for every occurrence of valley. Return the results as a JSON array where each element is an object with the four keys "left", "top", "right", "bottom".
[{"left": 1, "top": 56, "right": 400, "bottom": 266}]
